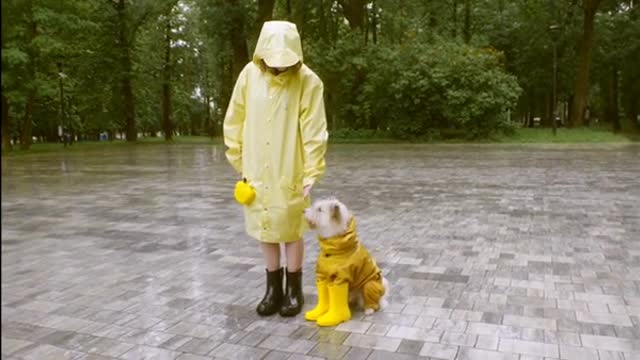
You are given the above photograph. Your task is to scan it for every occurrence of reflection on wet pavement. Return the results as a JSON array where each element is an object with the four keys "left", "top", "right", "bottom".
[{"left": 2, "top": 143, "right": 639, "bottom": 359}]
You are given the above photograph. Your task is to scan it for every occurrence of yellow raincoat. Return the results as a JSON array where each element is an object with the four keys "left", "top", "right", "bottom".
[
  {"left": 224, "top": 21, "right": 328, "bottom": 243},
  {"left": 315, "top": 218, "right": 385, "bottom": 309}
]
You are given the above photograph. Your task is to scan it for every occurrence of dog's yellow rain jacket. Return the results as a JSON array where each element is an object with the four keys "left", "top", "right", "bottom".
[
  {"left": 316, "top": 218, "right": 385, "bottom": 309},
  {"left": 223, "top": 21, "right": 328, "bottom": 243}
]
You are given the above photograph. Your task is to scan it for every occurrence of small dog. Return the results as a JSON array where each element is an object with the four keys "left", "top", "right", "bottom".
[{"left": 304, "top": 198, "right": 389, "bottom": 326}]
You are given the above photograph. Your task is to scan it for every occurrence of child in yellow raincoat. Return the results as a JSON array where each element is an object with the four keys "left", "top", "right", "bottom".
[{"left": 223, "top": 21, "right": 328, "bottom": 317}]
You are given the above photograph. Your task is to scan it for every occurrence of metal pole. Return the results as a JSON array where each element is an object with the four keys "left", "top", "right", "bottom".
[
  {"left": 552, "top": 41, "right": 558, "bottom": 136},
  {"left": 57, "top": 63, "right": 65, "bottom": 145},
  {"left": 549, "top": 24, "right": 560, "bottom": 136}
]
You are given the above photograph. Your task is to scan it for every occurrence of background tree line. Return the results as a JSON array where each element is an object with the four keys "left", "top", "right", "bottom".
[{"left": 2, "top": 0, "right": 639, "bottom": 151}]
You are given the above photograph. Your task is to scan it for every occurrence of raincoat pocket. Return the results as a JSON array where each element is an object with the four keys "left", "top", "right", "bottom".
[{"left": 279, "top": 176, "right": 305, "bottom": 209}]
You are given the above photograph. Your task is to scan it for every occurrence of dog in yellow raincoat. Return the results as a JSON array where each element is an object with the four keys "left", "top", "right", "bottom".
[{"left": 303, "top": 198, "right": 389, "bottom": 327}]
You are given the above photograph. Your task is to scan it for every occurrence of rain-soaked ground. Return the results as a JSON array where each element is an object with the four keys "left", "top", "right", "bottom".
[{"left": 2, "top": 143, "right": 640, "bottom": 360}]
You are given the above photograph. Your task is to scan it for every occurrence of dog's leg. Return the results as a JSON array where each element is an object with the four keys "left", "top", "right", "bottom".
[
  {"left": 364, "top": 308, "right": 375, "bottom": 316},
  {"left": 317, "top": 283, "right": 351, "bottom": 327},
  {"left": 348, "top": 289, "right": 359, "bottom": 307},
  {"left": 305, "top": 280, "right": 330, "bottom": 321},
  {"left": 357, "top": 291, "right": 365, "bottom": 312},
  {"left": 362, "top": 278, "right": 386, "bottom": 315},
  {"left": 348, "top": 288, "right": 366, "bottom": 310}
]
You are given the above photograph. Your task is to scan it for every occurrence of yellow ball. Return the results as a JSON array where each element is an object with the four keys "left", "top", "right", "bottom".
[{"left": 234, "top": 178, "right": 256, "bottom": 205}]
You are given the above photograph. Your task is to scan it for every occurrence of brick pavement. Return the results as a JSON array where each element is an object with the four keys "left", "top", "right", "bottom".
[{"left": 2, "top": 144, "right": 639, "bottom": 359}]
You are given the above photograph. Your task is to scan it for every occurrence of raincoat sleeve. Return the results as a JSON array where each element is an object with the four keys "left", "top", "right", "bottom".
[
  {"left": 223, "top": 67, "right": 248, "bottom": 174},
  {"left": 299, "top": 78, "right": 328, "bottom": 188}
]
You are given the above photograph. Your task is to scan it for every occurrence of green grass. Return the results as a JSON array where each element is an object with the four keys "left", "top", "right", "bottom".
[
  {"left": 493, "top": 128, "right": 633, "bottom": 143},
  {"left": 2, "top": 129, "right": 635, "bottom": 157},
  {"left": 329, "top": 127, "right": 636, "bottom": 144},
  {"left": 2, "top": 136, "right": 220, "bottom": 157},
  {"left": 139, "top": 135, "right": 220, "bottom": 144}
]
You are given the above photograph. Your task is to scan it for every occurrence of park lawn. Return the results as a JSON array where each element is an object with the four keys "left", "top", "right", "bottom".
[
  {"left": 1, "top": 136, "right": 220, "bottom": 157},
  {"left": 493, "top": 128, "right": 633, "bottom": 143},
  {"left": 1, "top": 129, "right": 635, "bottom": 157},
  {"left": 139, "top": 135, "right": 219, "bottom": 144},
  {"left": 330, "top": 127, "right": 634, "bottom": 144}
]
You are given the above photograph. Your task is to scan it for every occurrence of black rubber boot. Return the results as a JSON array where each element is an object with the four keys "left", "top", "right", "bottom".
[
  {"left": 256, "top": 268, "right": 283, "bottom": 316},
  {"left": 280, "top": 268, "right": 304, "bottom": 317}
]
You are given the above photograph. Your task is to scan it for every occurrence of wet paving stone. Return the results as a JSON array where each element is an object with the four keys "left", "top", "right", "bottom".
[{"left": 2, "top": 143, "right": 639, "bottom": 359}]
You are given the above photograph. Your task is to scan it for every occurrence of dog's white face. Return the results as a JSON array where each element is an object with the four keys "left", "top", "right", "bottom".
[{"left": 304, "top": 198, "right": 352, "bottom": 239}]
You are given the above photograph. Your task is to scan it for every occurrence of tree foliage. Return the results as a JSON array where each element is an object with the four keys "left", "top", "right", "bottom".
[{"left": 2, "top": 0, "right": 638, "bottom": 150}]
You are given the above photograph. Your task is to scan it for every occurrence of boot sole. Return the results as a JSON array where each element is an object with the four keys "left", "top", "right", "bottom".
[{"left": 279, "top": 308, "right": 302, "bottom": 317}]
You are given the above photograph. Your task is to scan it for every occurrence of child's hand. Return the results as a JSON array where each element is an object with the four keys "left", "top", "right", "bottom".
[{"left": 303, "top": 184, "right": 312, "bottom": 199}]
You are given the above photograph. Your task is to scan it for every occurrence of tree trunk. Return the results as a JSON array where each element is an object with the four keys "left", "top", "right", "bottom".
[
  {"left": 625, "top": 1, "right": 639, "bottom": 131},
  {"left": 2, "top": 94, "right": 11, "bottom": 152},
  {"left": 205, "top": 94, "right": 213, "bottom": 138},
  {"left": 319, "top": 0, "right": 328, "bottom": 42},
  {"left": 364, "top": 4, "right": 369, "bottom": 45},
  {"left": 452, "top": 0, "right": 458, "bottom": 38},
  {"left": 429, "top": 11, "right": 437, "bottom": 30},
  {"left": 122, "top": 55, "right": 136, "bottom": 141},
  {"left": 607, "top": 66, "right": 620, "bottom": 132},
  {"left": 203, "top": 62, "right": 214, "bottom": 138},
  {"left": 162, "top": 14, "right": 173, "bottom": 141},
  {"left": 219, "top": 56, "right": 233, "bottom": 136},
  {"left": 338, "top": 0, "right": 366, "bottom": 30},
  {"left": 569, "top": 0, "right": 602, "bottom": 127},
  {"left": 627, "top": 82, "right": 639, "bottom": 131},
  {"left": 20, "top": 4, "right": 37, "bottom": 151},
  {"left": 257, "top": 0, "right": 276, "bottom": 35},
  {"left": 57, "top": 62, "right": 65, "bottom": 140},
  {"left": 20, "top": 91, "right": 35, "bottom": 150},
  {"left": 116, "top": 0, "right": 137, "bottom": 142},
  {"left": 326, "top": 91, "right": 337, "bottom": 131},
  {"left": 228, "top": 0, "right": 249, "bottom": 82},
  {"left": 0, "top": 14, "right": 9, "bottom": 152},
  {"left": 527, "top": 92, "right": 534, "bottom": 128},
  {"left": 463, "top": 0, "right": 471, "bottom": 43},
  {"left": 371, "top": 0, "right": 378, "bottom": 44},
  {"left": 543, "top": 93, "right": 552, "bottom": 127},
  {"left": 567, "top": 94, "right": 574, "bottom": 124}
]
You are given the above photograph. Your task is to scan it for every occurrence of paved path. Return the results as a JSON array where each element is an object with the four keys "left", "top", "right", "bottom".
[{"left": 2, "top": 144, "right": 639, "bottom": 360}]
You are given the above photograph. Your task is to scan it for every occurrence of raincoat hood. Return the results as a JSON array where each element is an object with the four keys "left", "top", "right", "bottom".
[
  {"left": 318, "top": 218, "right": 359, "bottom": 255},
  {"left": 253, "top": 21, "right": 303, "bottom": 68}
]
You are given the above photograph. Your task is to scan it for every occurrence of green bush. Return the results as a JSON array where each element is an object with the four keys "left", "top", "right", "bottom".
[{"left": 307, "top": 37, "right": 522, "bottom": 139}]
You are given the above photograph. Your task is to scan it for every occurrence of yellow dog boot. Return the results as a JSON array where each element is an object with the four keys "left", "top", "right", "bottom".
[
  {"left": 316, "top": 283, "right": 351, "bottom": 327},
  {"left": 305, "top": 281, "right": 329, "bottom": 321}
]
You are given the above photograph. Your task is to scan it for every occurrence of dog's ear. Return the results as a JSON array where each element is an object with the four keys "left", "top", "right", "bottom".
[{"left": 331, "top": 203, "right": 342, "bottom": 222}]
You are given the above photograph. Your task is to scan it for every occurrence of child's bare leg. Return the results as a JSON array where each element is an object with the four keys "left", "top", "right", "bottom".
[
  {"left": 284, "top": 239, "right": 304, "bottom": 272},
  {"left": 260, "top": 242, "right": 281, "bottom": 271}
]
